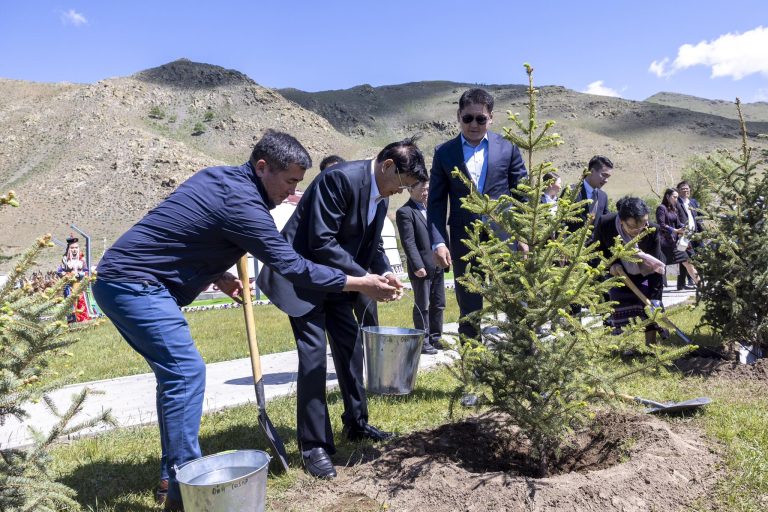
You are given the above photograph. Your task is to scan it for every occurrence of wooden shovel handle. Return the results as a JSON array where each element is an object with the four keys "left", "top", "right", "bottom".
[
  {"left": 236, "top": 256, "right": 263, "bottom": 382},
  {"left": 613, "top": 266, "right": 652, "bottom": 307}
]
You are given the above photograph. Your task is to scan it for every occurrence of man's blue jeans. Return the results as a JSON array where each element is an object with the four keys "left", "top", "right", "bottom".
[{"left": 93, "top": 279, "right": 205, "bottom": 502}]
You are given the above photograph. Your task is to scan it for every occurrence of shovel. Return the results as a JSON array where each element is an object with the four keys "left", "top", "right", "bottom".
[
  {"left": 236, "top": 256, "right": 290, "bottom": 473},
  {"left": 614, "top": 267, "right": 693, "bottom": 344},
  {"left": 615, "top": 392, "right": 712, "bottom": 415}
]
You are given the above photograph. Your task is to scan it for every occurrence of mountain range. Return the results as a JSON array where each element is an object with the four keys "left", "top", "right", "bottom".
[{"left": 2, "top": 58, "right": 767, "bottom": 269}]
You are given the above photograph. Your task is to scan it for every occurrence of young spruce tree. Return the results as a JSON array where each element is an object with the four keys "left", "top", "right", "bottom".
[
  {"left": 694, "top": 99, "right": 768, "bottom": 355},
  {"left": 453, "top": 65, "right": 689, "bottom": 476},
  {"left": 0, "top": 193, "right": 114, "bottom": 511}
]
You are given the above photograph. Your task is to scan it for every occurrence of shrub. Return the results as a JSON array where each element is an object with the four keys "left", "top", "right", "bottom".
[
  {"left": 148, "top": 106, "right": 165, "bottom": 120},
  {"left": 203, "top": 110, "right": 214, "bottom": 123},
  {"left": 192, "top": 122, "right": 206, "bottom": 136},
  {"left": 694, "top": 100, "right": 768, "bottom": 352}
]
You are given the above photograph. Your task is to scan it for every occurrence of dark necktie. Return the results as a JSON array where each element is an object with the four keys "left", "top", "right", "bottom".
[{"left": 591, "top": 189, "right": 599, "bottom": 215}]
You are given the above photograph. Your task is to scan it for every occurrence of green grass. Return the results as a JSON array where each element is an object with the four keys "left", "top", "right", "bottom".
[
  {"left": 47, "top": 302, "right": 768, "bottom": 511},
  {"left": 52, "top": 291, "right": 460, "bottom": 383},
  {"left": 50, "top": 368, "right": 469, "bottom": 511}
]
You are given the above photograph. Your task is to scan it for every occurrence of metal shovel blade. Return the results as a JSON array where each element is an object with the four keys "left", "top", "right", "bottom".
[{"left": 635, "top": 396, "right": 712, "bottom": 415}]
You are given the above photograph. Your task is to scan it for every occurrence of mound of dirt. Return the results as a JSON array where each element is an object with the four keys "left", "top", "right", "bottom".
[
  {"left": 674, "top": 355, "right": 768, "bottom": 380},
  {"left": 271, "top": 412, "right": 719, "bottom": 512}
]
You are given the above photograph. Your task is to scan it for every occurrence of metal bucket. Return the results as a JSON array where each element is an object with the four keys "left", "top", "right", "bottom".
[
  {"left": 176, "top": 449, "right": 270, "bottom": 512},
  {"left": 362, "top": 325, "right": 425, "bottom": 395}
]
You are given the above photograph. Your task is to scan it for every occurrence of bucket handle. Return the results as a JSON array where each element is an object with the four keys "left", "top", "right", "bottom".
[{"left": 360, "top": 287, "right": 426, "bottom": 334}]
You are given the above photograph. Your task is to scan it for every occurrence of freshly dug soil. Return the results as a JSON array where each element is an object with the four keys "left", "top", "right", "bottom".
[
  {"left": 271, "top": 412, "right": 720, "bottom": 512},
  {"left": 673, "top": 354, "right": 768, "bottom": 380}
]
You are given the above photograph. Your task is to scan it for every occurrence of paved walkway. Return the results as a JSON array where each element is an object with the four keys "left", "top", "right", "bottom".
[{"left": 0, "top": 285, "right": 695, "bottom": 450}]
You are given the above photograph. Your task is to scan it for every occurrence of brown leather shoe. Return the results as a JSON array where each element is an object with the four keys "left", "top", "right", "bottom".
[
  {"left": 164, "top": 497, "right": 184, "bottom": 512},
  {"left": 155, "top": 479, "right": 169, "bottom": 505}
]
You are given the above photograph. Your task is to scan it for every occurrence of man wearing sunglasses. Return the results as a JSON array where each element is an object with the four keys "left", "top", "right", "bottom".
[
  {"left": 427, "top": 88, "right": 527, "bottom": 341},
  {"left": 258, "top": 137, "right": 427, "bottom": 479}
]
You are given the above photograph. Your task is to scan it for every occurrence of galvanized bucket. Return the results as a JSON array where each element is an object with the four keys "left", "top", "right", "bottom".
[
  {"left": 362, "top": 325, "right": 425, "bottom": 395},
  {"left": 176, "top": 449, "right": 270, "bottom": 512}
]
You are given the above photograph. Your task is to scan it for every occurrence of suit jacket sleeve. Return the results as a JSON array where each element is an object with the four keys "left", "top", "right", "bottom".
[
  {"left": 306, "top": 171, "right": 368, "bottom": 276},
  {"left": 644, "top": 227, "right": 664, "bottom": 300},
  {"left": 427, "top": 147, "right": 450, "bottom": 248},
  {"left": 396, "top": 207, "right": 424, "bottom": 272},
  {"left": 506, "top": 143, "right": 528, "bottom": 191},
  {"left": 221, "top": 200, "right": 346, "bottom": 292}
]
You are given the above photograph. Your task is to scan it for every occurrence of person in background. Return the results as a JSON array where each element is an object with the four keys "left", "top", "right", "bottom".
[
  {"left": 675, "top": 180, "right": 703, "bottom": 290},
  {"left": 656, "top": 188, "right": 700, "bottom": 287},
  {"left": 258, "top": 137, "right": 427, "bottom": 480},
  {"left": 60, "top": 236, "right": 91, "bottom": 323},
  {"left": 540, "top": 171, "right": 562, "bottom": 211},
  {"left": 566, "top": 156, "right": 613, "bottom": 231},
  {"left": 320, "top": 154, "right": 379, "bottom": 328},
  {"left": 427, "top": 88, "right": 528, "bottom": 341},
  {"left": 397, "top": 179, "right": 446, "bottom": 355},
  {"left": 594, "top": 196, "right": 667, "bottom": 345},
  {"left": 93, "top": 131, "right": 397, "bottom": 511}
]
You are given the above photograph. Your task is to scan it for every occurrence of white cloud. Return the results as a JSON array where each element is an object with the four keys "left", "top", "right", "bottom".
[
  {"left": 61, "top": 9, "right": 87, "bottom": 27},
  {"left": 582, "top": 80, "right": 621, "bottom": 98},
  {"left": 650, "top": 26, "right": 768, "bottom": 80}
]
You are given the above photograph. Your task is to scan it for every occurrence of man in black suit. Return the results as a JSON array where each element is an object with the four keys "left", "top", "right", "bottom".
[
  {"left": 675, "top": 180, "right": 703, "bottom": 290},
  {"left": 258, "top": 137, "right": 428, "bottom": 479},
  {"left": 396, "top": 180, "right": 446, "bottom": 355},
  {"left": 427, "top": 88, "right": 528, "bottom": 340},
  {"left": 320, "top": 154, "right": 380, "bottom": 327},
  {"left": 567, "top": 155, "right": 613, "bottom": 230}
]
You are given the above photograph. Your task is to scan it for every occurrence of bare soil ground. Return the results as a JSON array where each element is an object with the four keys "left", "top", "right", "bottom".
[
  {"left": 271, "top": 412, "right": 720, "bottom": 512},
  {"left": 673, "top": 353, "right": 768, "bottom": 381}
]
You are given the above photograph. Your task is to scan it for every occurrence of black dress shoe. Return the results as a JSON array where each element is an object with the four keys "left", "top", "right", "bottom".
[
  {"left": 343, "top": 423, "right": 395, "bottom": 442},
  {"left": 163, "top": 497, "right": 184, "bottom": 512},
  {"left": 431, "top": 339, "right": 445, "bottom": 350},
  {"left": 302, "top": 447, "right": 337, "bottom": 479},
  {"left": 421, "top": 341, "right": 438, "bottom": 355}
]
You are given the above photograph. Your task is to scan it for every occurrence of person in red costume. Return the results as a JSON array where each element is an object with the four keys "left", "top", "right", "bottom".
[{"left": 61, "top": 236, "right": 91, "bottom": 322}]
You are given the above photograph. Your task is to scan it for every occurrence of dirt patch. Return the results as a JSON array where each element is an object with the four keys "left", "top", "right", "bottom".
[
  {"left": 673, "top": 355, "right": 768, "bottom": 380},
  {"left": 271, "top": 412, "right": 720, "bottom": 512}
]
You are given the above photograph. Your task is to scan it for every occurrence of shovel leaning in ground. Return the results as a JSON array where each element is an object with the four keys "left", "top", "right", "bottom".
[
  {"left": 236, "top": 256, "right": 290, "bottom": 473},
  {"left": 614, "top": 267, "right": 694, "bottom": 344},
  {"left": 615, "top": 392, "right": 711, "bottom": 415}
]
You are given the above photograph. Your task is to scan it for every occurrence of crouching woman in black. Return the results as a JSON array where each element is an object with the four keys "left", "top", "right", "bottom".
[{"left": 594, "top": 196, "right": 667, "bottom": 345}]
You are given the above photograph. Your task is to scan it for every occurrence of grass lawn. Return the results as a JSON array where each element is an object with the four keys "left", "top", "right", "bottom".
[
  {"left": 47, "top": 303, "right": 768, "bottom": 511},
  {"left": 52, "top": 290, "right": 460, "bottom": 384},
  {"left": 51, "top": 369, "right": 471, "bottom": 512}
]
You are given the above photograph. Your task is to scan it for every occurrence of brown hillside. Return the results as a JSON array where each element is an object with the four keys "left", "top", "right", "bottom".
[
  {"left": 0, "top": 59, "right": 365, "bottom": 268},
  {"left": 281, "top": 82, "right": 768, "bottom": 199},
  {"left": 3, "top": 60, "right": 768, "bottom": 270}
]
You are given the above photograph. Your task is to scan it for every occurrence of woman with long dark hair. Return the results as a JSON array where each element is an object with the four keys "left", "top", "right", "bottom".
[{"left": 656, "top": 188, "right": 700, "bottom": 285}]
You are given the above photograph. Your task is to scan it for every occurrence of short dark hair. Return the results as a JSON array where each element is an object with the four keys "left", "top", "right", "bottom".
[
  {"left": 319, "top": 154, "right": 345, "bottom": 171},
  {"left": 543, "top": 171, "right": 560, "bottom": 182},
  {"left": 376, "top": 135, "right": 428, "bottom": 182},
  {"left": 588, "top": 155, "right": 614, "bottom": 173},
  {"left": 250, "top": 130, "right": 312, "bottom": 171},
  {"left": 616, "top": 196, "right": 650, "bottom": 221},
  {"left": 459, "top": 88, "right": 494, "bottom": 112},
  {"left": 677, "top": 180, "right": 690, "bottom": 189}
]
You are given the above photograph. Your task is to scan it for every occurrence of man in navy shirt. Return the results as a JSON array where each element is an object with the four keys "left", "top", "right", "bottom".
[{"left": 94, "top": 130, "right": 397, "bottom": 511}]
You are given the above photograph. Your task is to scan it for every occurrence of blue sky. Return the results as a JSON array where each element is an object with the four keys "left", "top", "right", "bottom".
[{"left": 1, "top": 0, "right": 767, "bottom": 102}]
